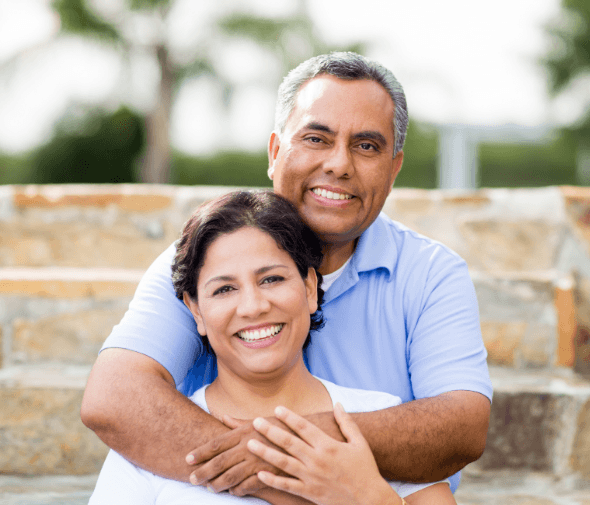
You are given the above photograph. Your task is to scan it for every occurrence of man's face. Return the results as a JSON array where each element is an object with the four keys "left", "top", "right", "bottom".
[{"left": 268, "top": 75, "right": 403, "bottom": 246}]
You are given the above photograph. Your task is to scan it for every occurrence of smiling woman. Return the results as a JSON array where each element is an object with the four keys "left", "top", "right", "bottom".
[{"left": 89, "top": 190, "right": 456, "bottom": 505}]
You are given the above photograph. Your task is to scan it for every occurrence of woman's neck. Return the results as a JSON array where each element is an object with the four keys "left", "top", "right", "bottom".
[{"left": 205, "top": 357, "right": 331, "bottom": 420}]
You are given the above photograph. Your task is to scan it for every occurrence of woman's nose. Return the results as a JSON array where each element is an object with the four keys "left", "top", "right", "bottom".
[{"left": 236, "top": 287, "right": 271, "bottom": 318}]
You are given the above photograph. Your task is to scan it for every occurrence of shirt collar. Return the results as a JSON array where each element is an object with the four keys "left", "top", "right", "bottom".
[
  {"left": 352, "top": 212, "right": 397, "bottom": 277},
  {"left": 323, "top": 213, "right": 397, "bottom": 303}
]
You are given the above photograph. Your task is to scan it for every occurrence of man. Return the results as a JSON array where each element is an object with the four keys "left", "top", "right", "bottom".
[{"left": 81, "top": 52, "right": 492, "bottom": 496}]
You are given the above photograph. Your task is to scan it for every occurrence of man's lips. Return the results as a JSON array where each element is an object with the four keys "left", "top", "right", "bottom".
[{"left": 311, "top": 187, "right": 354, "bottom": 201}]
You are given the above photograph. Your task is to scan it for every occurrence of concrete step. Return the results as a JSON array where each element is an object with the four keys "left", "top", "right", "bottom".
[
  {"left": 0, "top": 267, "right": 142, "bottom": 367},
  {"left": 479, "top": 366, "right": 590, "bottom": 479},
  {"left": 0, "top": 364, "right": 108, "bottom": 475}
]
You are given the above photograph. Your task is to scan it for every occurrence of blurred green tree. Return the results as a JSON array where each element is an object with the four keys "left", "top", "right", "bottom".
[
  {"left": 543, "top": 0, "right": 590, "bottom": 183},
  {"left": 50, "top": 0, "right": 364, "bottom": 185},
  {"left": 31, "top": 106, "right": 144, "bottom": 183}
]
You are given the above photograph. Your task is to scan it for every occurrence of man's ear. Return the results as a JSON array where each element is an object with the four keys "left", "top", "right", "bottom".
[
  {"left": 389, "top": 150, "right": 404, "bottom": 194},
  {"left": 305, "top": 268, "right": 318, "bottom": 314},
  {"left": 267, "top": 132, "right": 281, "bottom": 180},
  {"left": 183, "top": 292, "right": 206, "bottom": 336}
]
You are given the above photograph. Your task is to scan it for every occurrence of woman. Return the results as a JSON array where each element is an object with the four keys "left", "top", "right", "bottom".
[{"left": 90, "top": 190, "right": 455, "bottom": 505}]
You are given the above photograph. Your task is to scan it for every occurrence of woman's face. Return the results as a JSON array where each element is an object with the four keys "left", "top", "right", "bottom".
[{"left": 183, "top": 226, "right": 318, "bottom": 381}]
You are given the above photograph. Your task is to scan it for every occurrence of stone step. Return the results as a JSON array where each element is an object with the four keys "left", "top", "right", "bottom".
[
  {"left": 479, "top": 366, "right": 590, "bottom": 479},
  {"left": 0, "top": 184, "right": 233, "bottom": 269},
  {"left": 0, "top": 364, "right": 109, "bottom": 475},
  {"left": 0, "top": 474, "right": 98, "bottom": 505},
  {"left": 455, "top": 465, "right": 590, "bottom": 505},
  {"left": 0, "top": 470, "right": 589, "bottom": 505},
  {"left": 0, "top": 267, "right": 143, "bottom": 367}
]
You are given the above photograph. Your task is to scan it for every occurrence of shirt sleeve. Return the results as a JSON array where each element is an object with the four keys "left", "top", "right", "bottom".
[
  {"left": 405, "top": 246, "right": 493, "bottom": 401},
  {"left": 101, "top": 243, "right": 202, "bottom": 387}
]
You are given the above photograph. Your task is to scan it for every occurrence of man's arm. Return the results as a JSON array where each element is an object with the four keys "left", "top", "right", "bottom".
[
  {"left": 311, "top": 390, "right": 490, "bottom": 482},
  {"left": 190, "top": 390, "right": 489, "bottom": 494},
  {"left": 80, "top": 348, "right": 229, "bottom": 481}
]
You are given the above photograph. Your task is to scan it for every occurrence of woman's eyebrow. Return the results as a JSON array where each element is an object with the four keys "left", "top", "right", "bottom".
[{"left": 204, "top": 265, "right": 288, "bottom": 287}]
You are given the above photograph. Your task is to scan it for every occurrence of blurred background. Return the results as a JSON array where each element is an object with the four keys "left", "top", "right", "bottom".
[{"left": 0, "top": 0, "right": 589, "bottom": 189}]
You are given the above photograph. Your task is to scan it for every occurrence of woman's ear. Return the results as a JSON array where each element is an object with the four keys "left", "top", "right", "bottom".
[
  {"left": 305, "top": 268, "right": 319, "bottom": 314},
  {"left": 183, "top": 292, "right": 206, "bottom": 336}
]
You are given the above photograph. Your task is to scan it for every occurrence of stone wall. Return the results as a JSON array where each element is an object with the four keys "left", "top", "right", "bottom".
[{"left": 1, "top": 184, "right": 590, "bottom": 477}]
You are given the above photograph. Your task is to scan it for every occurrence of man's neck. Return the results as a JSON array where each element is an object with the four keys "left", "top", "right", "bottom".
[{"left": 319, "top": 239, "right": 356, "bottom": 275}]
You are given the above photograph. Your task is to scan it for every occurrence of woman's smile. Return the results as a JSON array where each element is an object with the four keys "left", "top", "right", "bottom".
[{"left": 184, "top": 226, "right": 317, "bottom": 380}]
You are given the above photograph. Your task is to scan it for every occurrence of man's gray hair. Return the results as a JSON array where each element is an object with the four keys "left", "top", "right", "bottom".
[{"left": 275, "top": 52, "right": 408, "bottom": 156}]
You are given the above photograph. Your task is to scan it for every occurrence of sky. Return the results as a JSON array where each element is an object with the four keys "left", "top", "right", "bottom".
[{"left": 0, "top": 0, "right": 574, "bottom": 156}]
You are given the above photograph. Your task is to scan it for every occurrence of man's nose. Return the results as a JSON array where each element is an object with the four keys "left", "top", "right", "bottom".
[
  {"left": 236, "top": 287, "right": 271, "bottom": 318},
  {"left": 322, "top": 142, "right": 354, "bottom": 178}
]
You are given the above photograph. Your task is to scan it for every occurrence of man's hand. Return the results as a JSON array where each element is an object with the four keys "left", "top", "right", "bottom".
[
  {"left": 247, "top": 404, "right": 400, "bottom": 505},
  {"left": 186, "top": 416, "right": 291, "bottom": 495}
]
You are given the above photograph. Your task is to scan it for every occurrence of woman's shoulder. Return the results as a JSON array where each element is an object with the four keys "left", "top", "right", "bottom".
[{"left": 316, "top": 378, "right": 402, "bottom": 413}]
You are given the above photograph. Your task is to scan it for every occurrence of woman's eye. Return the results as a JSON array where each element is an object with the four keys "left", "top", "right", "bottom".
[
  {"left": 262, "top": 275, "right": 284, "bottom": 285},
  {"left": 213, "top": 285, "right": 234, "bottom": 296}
]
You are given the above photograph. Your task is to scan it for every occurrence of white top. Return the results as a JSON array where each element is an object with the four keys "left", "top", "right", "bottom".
[{"left": 90, "top": 378, "right": 447, "bottom": 504}]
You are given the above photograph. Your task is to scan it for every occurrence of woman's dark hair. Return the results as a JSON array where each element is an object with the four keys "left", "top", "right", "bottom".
[{"left": 171, "top": 190, "right": 324, "bottom": 350}]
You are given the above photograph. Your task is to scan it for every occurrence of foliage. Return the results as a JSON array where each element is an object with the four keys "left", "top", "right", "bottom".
[
  {"left": 478, "top": 133, "right": 578, "bottom": 187},
  {"left": 31, "top": 107, "right": 144, "bottom": 183},
  {"left": 543, "top": 0, "right": 590, "bottom": 140}
]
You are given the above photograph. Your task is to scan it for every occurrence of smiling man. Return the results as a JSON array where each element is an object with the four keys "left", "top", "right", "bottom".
[{"left": 81, "top": 52, "right": 492, "bottom": 498}]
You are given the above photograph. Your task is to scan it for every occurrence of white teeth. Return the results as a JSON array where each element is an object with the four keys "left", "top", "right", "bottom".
[
  {"left": 312, "top": 188, "right": 352, "bottom": 200},
  {"left": 238, "top": 324, "right": 284, "bottom": 342}
]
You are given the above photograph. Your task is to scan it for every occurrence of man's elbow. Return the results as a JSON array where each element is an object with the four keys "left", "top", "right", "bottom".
[{"left": 458, "top": 395, "right": 490, "bottom": 464}]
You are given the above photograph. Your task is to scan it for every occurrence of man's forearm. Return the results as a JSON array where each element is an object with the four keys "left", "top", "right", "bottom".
[
  {"left": 353, "top": 391, "right": 490, "bottom": 482},
  {"left": 304, "top": 391, "right": 490, "bottom": 483},
  {"left": 81, "top": 348, "right": 228, "bottom": 482}
]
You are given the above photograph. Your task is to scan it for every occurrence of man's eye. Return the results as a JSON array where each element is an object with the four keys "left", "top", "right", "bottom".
[
  {"left": 359, "top": 142, "right": 377, "bottom": 151},
  {"left": 307, "top": 136, "right": 323, "bottom": 143},
  {"left": 213, "top": 285, "right": 234, "bottom": 296}
]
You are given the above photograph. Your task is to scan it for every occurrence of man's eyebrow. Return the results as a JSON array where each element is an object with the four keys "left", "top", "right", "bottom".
[
  {"left": 352, "top": 131, "right": 388, "bottom": 147},
  {"left": 303, "top": 122, "right": 335, "bottom": 135}
]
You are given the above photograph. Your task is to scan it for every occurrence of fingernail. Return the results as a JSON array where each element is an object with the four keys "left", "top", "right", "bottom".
[
  {"left": 253, "top": 417, "right": 263, "bottom": 429},
  {"left": 207, "top": 485, "right": 215, "bottom": 493},
  {"left": 247, "top": 439, "right": 260, "bottom": 451},
  {"left": 186, "top": 454, "right": 195, "bottom": 464},
  {"left": 190, "top": 474, "right": 198, "bottom": 485},
  {"left": 275, "top": 406, "right": 285, "bottom": 416}
]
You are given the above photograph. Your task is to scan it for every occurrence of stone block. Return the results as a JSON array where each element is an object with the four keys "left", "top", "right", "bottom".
[
  {"left": 0, "top": 365, "right": 108, "bottom": 475},
  {"left": 12, "top": 306, "right": 127, "bottom": 365},
  {"left": 460, "top": 220, "right": 563, "bottom": 272},
  {"left": 571, "top": 398, "right": 590, "bottom": 478},
  {"left": 473, "top": 272, "right": 559, "bottom": 368},
  {"left": 478, "top": 367, "right": 590, "bottom": 475}
]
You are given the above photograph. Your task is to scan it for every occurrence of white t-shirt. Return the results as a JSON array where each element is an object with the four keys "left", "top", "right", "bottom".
[{"left": 90, "top": 378, "right": 447, "bottom": 504}]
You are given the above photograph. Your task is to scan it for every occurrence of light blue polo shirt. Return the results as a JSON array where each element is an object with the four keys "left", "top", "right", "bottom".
[{"left": 102, "top": 212, "right": 492, "bottom": 493}]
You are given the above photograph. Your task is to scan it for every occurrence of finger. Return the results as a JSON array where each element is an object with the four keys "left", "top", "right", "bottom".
[
  {"left": 229, "top": 474, "right": 265, "bottom": 497},
  {"left": 333, "top": 402, "right": 363, "bottom": 443},
  {"left": 222, "top": 414, "right": 245, "bottom": 429},
  {"left": 252, "top": 417, "right": 313, "bottom": 460},
  {"left": 272, "top": 406, "right": 329, "bottom": 447},
  {"left": 189, "top": 447, "right": 245, "bottom": 486},
  {"left": 186, "top": 430, "right": 241, "bottom": 466},
  {"left": 247, "top": 438, "right": 305, "bottom": 478},
  {"left": 257, "top": 471, "right": 306, "bottom": 498},
  {"left": 206, "top": 459, "right": 261, "bottom": 493}
]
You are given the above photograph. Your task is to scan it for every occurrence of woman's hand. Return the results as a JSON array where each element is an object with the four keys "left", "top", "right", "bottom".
[{"left": 247, "top": 402, "right": 401, "bottom": 505}]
